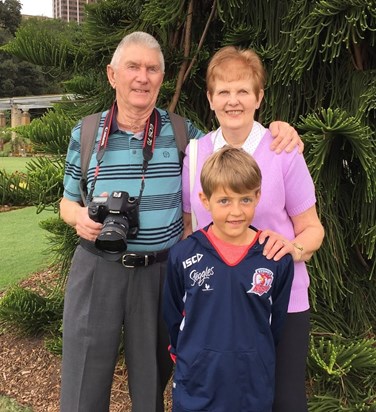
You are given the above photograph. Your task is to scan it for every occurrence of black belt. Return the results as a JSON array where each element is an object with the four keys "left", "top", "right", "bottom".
[
  {"left": 80, "top": 238, "right": 169, "bottom": 268},
  {"left": 119, "top": 251, "right": 169, "bottom": 267}
]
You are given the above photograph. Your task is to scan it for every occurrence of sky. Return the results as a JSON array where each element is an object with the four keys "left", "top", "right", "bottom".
[{"left": 20, "top": 0, "right": 53, "bottom": 17}]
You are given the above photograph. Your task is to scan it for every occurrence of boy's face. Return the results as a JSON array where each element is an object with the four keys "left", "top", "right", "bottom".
[{"left": 199, "top": 186, "right": 260, "bottom": 245}]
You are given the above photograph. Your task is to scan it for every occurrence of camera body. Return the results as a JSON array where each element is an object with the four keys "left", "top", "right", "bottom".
[{"left": 88, "top": 191, "right": 139, "bottom": 253}]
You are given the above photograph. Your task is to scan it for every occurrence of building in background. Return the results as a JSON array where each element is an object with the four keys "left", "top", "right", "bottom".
[{"left": 53, "top": 0, "right": 96, "bottom": 23}]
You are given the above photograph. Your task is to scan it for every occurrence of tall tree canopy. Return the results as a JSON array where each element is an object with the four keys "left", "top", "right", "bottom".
[
  {"left": 1, "top": 0, "right": 375, "bottom": 409},
  {"left": 0, "top": 1, "right": 63, "bottom": 98},
  {"left": 0, "top": 0, "right": 21, "bottom": 35}
]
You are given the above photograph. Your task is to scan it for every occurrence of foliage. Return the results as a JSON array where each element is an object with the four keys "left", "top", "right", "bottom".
[
  {"left": 39, "top": 217, "right": 79, "bottom": 280},
  {"left": 307, "top": 334, "right": 376, "bottom": 410},
  {"left": 0, "top": 4, "right": 66, "bottom": 98},
  {"left": 44, "top": 324, "right": 63, "bottom": 355},
  {"left": 0, "top": 0, "right": 21, "bottom": 35},
  {"left": 0, "top": 285, "right": 63, "bottom": 337},
  {"left": 298, "top": 108, "right": 376, "bottom": 335},
  {"left": 0, "top": 169, "right": 30, "bottom": 205},
  {"left": 0, "top": 46, "right": 53, "bottom": 97},
  {"left": 2, "top": 18, "right": 85, "bottom": 77},
  {"left": 0, "top": 156, "right": 65, "bottom": 210},
  {"left": 25, "top": 156, "right": 65, "bottom": 211},
  {"left": 0, "top": 0, "right": 375, "bottom": 408}
]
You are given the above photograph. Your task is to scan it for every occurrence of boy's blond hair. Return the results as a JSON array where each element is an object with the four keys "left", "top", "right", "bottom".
[{"left": 200, "top": 146, "right": 261, "bottom": 199}]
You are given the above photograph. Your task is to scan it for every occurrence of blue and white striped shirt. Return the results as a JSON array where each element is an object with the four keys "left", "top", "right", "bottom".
[{"left": 63, "top": 108, "right": 203, "bottom": 252}]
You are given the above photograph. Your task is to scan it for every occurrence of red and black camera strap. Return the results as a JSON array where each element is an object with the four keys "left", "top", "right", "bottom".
[{"left": 86, "top": 101, "right": 161, "bottom": 203}]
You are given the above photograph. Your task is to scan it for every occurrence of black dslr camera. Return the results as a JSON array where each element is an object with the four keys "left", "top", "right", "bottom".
[{"left": 88, "top": 191, "right": 139, "bottom": 253}]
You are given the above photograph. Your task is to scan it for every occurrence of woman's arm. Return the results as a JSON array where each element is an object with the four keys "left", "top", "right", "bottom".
[{"left": 258, "top": 205, "right": 324, "bottom": 262}]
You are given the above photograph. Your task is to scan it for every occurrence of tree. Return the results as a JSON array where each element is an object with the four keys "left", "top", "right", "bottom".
[
  {"left": 0, "top": 1, "right": 63, "bottom": 99},
  {"left": 0, "top": 0, "right": 21, "bottom": 35},
  {"left": 1, "top": 0, "right": 375, "bottom": 409}
]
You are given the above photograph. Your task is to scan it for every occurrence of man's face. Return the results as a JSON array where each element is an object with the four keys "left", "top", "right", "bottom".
[{"left": 107, "top": 44, "right": 164, "bottom": 112}]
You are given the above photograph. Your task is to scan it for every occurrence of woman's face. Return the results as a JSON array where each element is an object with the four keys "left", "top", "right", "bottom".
[{"left": 207, "top": 77, "right": 264, "bottom": 133}]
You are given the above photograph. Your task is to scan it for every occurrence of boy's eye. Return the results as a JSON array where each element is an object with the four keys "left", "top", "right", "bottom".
[
  {"left": 241, "top": 197, "right": 252, "bottom": 204},
  {"left": 218, "top": 198, "right": 229, "bottom": 205}
]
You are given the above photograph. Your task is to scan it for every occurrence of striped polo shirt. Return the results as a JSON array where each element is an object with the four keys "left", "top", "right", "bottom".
[{"left": 63, "top": 107, "right": 203, "bottom": 253}]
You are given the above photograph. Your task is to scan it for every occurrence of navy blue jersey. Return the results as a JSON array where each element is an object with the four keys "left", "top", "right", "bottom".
[{"left": 163, "top": 225, "right": 294, "bottom": 412}]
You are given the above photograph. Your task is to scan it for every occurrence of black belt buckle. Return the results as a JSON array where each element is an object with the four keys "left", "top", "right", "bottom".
[{"left": 121, "top": 253, "right": 148, "bottom": 268}]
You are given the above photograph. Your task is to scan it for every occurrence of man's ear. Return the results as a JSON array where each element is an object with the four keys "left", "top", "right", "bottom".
[
  {"left": 199, "top": 192, "right": 210, "bottom": 210},
  {"left": 107, "top": 64, "right": 116, "bottom": 89}
]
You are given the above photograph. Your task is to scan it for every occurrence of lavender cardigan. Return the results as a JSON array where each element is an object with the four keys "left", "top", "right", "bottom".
[{"left": 182, "top": 130, "right": 317, "bottom": 313}]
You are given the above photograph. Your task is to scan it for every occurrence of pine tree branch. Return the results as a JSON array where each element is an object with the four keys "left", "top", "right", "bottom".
[
  {"left": 351, "top": 41, "right": 364, "bottom": 71},
  {"left": 183, "top": 0, "right": 217, "bottom": 83},
  {"left": 168, "top": 0, "right": 193, "bottom": 112}
]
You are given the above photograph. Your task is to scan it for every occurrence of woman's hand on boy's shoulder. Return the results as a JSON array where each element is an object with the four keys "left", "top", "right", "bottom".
[{"left": 258, "top": 229, "right": 297, "bottom": 261}]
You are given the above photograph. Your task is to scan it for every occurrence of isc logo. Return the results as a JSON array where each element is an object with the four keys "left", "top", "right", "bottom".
[{"left": 182, "top": 253, "right": 203, "bottom": 269}]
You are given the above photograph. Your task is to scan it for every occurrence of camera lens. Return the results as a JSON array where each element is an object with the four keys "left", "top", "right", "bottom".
[{"left": 95, "top": 215, "right": 129, "bottom": 253}]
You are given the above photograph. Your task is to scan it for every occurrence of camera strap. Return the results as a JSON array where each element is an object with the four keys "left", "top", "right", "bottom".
[
  {"left": 86, "top": 101, "right": 160, "bottom": 203},
  {"left": 139, "top": 108, "right": 159, "bottom": 200}
]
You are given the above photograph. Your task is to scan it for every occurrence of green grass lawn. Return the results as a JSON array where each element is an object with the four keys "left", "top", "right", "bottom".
[
  {"left": 0, "top": 157, "right": 33, "bottom": 174},
  {"left": 0, "top": 156, "right": 56, "bottom": 290},
  {"left": 0, "top": 206, "right": 56, "bottom": 291},
  {"left": 0, "top": 396, "right": 32, "bottom": 412}
]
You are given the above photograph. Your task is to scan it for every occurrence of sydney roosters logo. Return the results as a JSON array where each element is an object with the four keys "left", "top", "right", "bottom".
[{"left": 247, "top": 268, "right": 274, "bottom": 296}]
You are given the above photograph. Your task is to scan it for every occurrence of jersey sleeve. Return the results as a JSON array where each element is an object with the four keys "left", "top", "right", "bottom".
[
  {"left": 163, "top": 246, "right": 186, "bottom": 360},
  {"left": 270, "top": 255, "right": 294, "bottom": 345}
]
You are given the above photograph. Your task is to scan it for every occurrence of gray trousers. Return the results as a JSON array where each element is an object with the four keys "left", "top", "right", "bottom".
[{"left": 60, "top": 245, "right": 173, "bottom": 412}]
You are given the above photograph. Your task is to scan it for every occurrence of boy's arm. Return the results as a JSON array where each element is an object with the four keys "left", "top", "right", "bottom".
[
  {"left": 270, "top": 256, "right": 294, "bottom": 346},
  {"left": 163, "top": 251, "right": 185, "bottom": 361}
]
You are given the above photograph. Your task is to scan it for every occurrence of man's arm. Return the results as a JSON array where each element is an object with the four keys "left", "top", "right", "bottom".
[
  {"left": 269, "top": 121, "right": 304, "bottom": 154},
  {"left": 60, "top": 197, "right": 102, "bottom": 241}
]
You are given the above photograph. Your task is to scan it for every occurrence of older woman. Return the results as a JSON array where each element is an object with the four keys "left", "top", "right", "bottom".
[{"left": 182, "top": 46, "right": 324, "bottom": 411}]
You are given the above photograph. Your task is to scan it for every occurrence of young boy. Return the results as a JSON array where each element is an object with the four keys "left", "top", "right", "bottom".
[{"left": 163, "top": 146, "right": 294, "bottom": 412}]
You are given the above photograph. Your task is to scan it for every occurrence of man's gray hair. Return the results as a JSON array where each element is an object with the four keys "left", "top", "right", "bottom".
[{"left": 110, "top": 31, "right": 165, "bottom": 72}]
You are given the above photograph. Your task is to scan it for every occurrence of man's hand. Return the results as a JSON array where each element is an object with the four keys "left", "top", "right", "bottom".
[
  {"left": 60, "top": 196, "right": 103, "bottom": 242},
  {"left": 269, "top": 121, "right": 304, "bottom": 154},
  {"left": 74, "top": 206, "right": 103, "bottom": 241}
]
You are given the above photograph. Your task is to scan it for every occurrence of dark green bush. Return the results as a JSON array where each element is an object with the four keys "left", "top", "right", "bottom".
[
  {"left": 0, "top": 286, "right": 63, "bottom": 337},
  {"left": 0, "top": 170, "right": 31, "bottom": 205}
]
